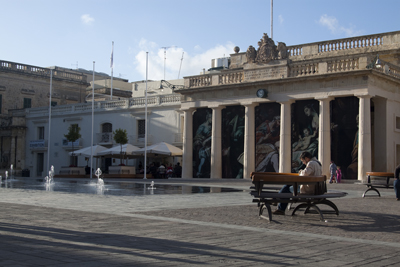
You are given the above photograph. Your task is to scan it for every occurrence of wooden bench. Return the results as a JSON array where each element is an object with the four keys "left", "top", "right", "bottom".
[
  {"left": 251, "top": 172, "right": 347, "bottom": 222},
  {"left": 362, "top": 172, "right": 394, "bottom": 197}
]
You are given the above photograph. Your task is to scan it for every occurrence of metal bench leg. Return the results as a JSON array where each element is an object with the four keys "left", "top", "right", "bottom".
[
  {"left": 318, "top": 199, "right": 339, "bottom": 216},
  {"left": 362, "top": 187, "right": 381, "bottom": 198},
  {"left": 259, "top": 203, "right": 272, "bottom": 222},
  {"left": 292, "top": 203, "right": 325, "bottom": 221}
]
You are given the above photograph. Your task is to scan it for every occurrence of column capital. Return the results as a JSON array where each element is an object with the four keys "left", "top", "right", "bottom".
[
  {"left": 209, "top": 105, "right": 225, "bottom": 110},
  {"left": 355, "top": 94, "right": 374, "bottom": 99},
  {"left": 241, "top": 102, "right": 259, "bottom": 108},
  {"left": 315, "top": 96, "right": 334, "bottom": 102},
  {"left": 277, "top": 99, "right": 295, "bottom": 105}
]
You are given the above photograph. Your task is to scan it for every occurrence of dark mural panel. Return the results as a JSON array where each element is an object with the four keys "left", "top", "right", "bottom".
[
  {"left": 330, "top": 96, "right": 359, "bottom": 179},
  {"left": 193, "top": 108, "right": 212, "bottom": 178},
  {"left": 291, "top": 100, "right": 319, "bottom": 173},
  {"left": 255, "top": 103, "right": 281, "bottom": 173},
  {"left": 221, "top": 105, "right": 245, "bottom": 178}
]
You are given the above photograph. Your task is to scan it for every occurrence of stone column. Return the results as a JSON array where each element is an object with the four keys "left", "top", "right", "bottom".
[
  {"left": 317, "top": 97, "right": 333, "bottom": 178},
  {"left": 182, "top": 108, "right": 194, "bottom": 178},
  {"left": 278, "top": 100, "right": 294, "bottom": 173},
  {"left": 358, "top": 95, "right": 372, "bottom": 181},
  {"left": 210, "top": 106, "right": 224, "bottom": 179},
  {"left": 243, "top": 103, "right": 258, "bottom": 179}
]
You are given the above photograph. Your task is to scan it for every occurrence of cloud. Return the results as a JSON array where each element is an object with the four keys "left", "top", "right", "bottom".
[
  {"left": 81, "top": 14, "right": 94, "bottom": 25},
  {"left": 133, "top": 39, "right": 235, "bottom": 81},
  {"left": 278, "top": 15, "right": 284, "bottom": 24},
  {"left": 318, "top": 14, "right": 362, "bottom": 37}
]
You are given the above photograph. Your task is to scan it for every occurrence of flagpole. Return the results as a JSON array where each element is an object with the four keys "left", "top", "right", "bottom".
[
  {"left": 144, "top": 52, "right": 148, "bottom": 179},
  {"left": 90, "top": 61, "right": 95, "bottom": 179},
  {"left": 110, "top": 41, "right": 114, "bottom": 100}
]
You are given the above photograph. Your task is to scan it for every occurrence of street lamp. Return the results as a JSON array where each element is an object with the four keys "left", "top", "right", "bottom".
[{"left": 47, "top": 66, "right": 56, "bottom": 174}]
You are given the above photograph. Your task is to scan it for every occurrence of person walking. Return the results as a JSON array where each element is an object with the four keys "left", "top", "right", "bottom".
[{"left": 329, "top": 161, "right": 337, "bottom": 184}]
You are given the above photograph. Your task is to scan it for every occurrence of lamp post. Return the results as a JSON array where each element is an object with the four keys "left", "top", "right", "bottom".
[
  {"left": 90, "top": 61, "right": 95, "bottom": 179},
  {"left": 144, "top": 52, "right": 148, "bottom": 179},
  {"left": 47, "top": 67, "right": 55, "bottom": 173}
]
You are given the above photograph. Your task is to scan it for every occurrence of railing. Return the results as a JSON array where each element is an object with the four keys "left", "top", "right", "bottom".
[
  {"left": 174, "top": 133, "right": 183, "bottom": 143},
  {"left": 189, "top": 75, "right": 212, "bottom": 87},
  {"left": 62, "top": 138, "right": 81, "bottom": 147},
  {"left": 25, "top": 94, "right": 181, "bottom": 117},
  {"left": 218, "top": 71, "right": 243, "bottom": 85},
  {"left": 318, "top": 34, "right": 383, "bottom": 53},
  {"left": 287, "top": 45, "right": 303, "bottom": 56},
  {"left": 130, "top": 134, "right": 153, "bottom": 146},
  {"left": 327, "top": 58, "right": 359, "bottom": 73},
  {"left": 97, "top": 132, "right": 113, "bottom": 144},
  {"left": 0, "top": 60, "right": 86, "bottom": 82},
  {"left": 29, "top": 139, "right": 48, "bottom": 150},
  {"left": 375, "top": 60, "right": 400, "bottom": 79},
  {"left": 290, "top": 63, "right": 319, "bottom": 77}
]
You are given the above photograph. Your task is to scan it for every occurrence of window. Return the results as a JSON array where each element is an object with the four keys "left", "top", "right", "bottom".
[
  {"left": 0, "top": 95, "right": 2, "bottom": 114},
  {"left": 23, "top": 98, "right": 31, "bottom": 109},
  {"left": 138, "top": 119, "right": 145, "bottom": 138},
  {"left": 38, "top": 127, "right": 45, "bottom": 140},
  {"left": 102, "top": 123, "right": 112, "bottom": 133},
  {"left": 396, "top": 116, "right": 400, "bottom": 130}
]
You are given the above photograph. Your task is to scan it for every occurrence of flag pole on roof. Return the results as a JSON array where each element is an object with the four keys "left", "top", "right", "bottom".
[{"left": 110, "top": 41, "right": 114, "bottom": 100}]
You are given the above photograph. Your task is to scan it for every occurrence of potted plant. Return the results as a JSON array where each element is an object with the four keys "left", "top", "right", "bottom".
[
  {"left": 64, "top": 124, "right": 81, "bottom": 165},
  {"left": 113, "top": 128, "right": 128, "bottom": 165}
]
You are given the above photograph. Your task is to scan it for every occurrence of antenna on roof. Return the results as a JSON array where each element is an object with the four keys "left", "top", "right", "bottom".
[
  {"left": 178, "top": 52, "right": 184, "bottom": 79},
  {"left": 71, "top": 61, "right": 78, "bottom": 69}
]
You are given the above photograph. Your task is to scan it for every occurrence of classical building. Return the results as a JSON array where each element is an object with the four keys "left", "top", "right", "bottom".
[
  {"left": 0, "top": 61, "right": 89, "bottom": 172},
  {"left": 178, "top": 31, "right": 400, "bottom": 181}
]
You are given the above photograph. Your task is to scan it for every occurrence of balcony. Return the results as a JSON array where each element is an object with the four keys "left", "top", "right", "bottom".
[
  {"left": 129, "top": 134, "right": 153, "bottom": 147},
  {"left": 62, "top": 139, "right": 82, "bottom": 151},
  {"left": 97, "top": 132, "right": 114, "bottom": 145},
  {"left": 29, "top": 139, "right": 48, "bottom": 151}
]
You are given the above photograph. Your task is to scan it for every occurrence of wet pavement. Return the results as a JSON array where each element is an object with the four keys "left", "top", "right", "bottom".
[{"left": 0, "top": 177, "right": 399, "bottom": 266}]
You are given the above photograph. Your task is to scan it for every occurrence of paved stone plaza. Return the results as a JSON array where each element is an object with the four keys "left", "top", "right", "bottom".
[{"left": 1, "top": 178, "right": 399, "bottom": 266}]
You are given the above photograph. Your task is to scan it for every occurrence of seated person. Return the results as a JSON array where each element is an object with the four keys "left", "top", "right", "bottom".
[{"left": 273, "top": 151, "right": 322, "bottom": 215}]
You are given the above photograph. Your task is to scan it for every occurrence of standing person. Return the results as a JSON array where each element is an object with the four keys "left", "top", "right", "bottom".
[
  {"left": 394, "top": 164, "right": 400, "bottom": 201},
  {"left": 273, "top": 151, "right": 322, "bottom": 215},
  {"left": 336, "top": 166, "right": 342, "bottom": 183},
  {"left": 174, "top": 162, "right": 182, "bottom": 178},
  {"left": 329, "top": 161, "right": 337, "bottom": 184},
  {"left": 158, "top": 163, "right": 166, "bottom": 179}
]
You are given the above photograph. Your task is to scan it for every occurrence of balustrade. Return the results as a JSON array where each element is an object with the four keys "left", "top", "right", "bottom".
[
  {"left": 288, "top": 46, "right": 303, "bottom": 56},
  {"left": 319, "top": 34, "right": 383, "bottom": 53},
  {"left": 218, "top": 71, "right": 243, "bottom": 85},
  {"left": 290, "top": 63, "right": 318, "bottom": 77},
  {"left": 189, "top": 75, "right": 212, "bottom": 87},
  {"left": 327, "top": 58, "right": 359, "bottom": 73}
]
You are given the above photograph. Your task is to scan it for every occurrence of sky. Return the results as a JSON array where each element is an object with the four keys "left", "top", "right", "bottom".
[{"left": 1, "top": 0, "right": 400, "bottom": 83}]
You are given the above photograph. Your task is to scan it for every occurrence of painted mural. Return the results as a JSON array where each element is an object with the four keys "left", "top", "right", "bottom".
[
  {"left": 193, "top": 108, "right": 212, "bottom": 178},
  {"left": 330, "top": 96, "right": 359, "bottom": 179},
  {"left": 221, "top": 106, "right": 245, "bottom": 178},
  {"left": 291, "top": 100, "right": 319, "bottom": 173},
  {"left": 255, "top": 103, "right": 281, "bottom": 173}
]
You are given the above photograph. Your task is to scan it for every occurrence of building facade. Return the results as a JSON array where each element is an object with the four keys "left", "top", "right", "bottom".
[
  {"left": 0, "top": 61, "right": 89, "bottom": 172},
  {"left": 23, "top": 80, "right": 183, "bottom": 177},
  {"left": 179, "top": 31, "right": 400, "bottom": 181}
]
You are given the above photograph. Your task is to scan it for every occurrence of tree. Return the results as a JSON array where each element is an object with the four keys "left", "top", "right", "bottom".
[
  {"left": 113, "top": 128, "right": 128, "bottom": 165},
  {"left": 64, "top": 124, "right": 81, "bottom": 164}
]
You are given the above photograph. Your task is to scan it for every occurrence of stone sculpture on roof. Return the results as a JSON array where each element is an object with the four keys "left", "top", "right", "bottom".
[{"left": 246, "top": 33, "right": 288, "bottom": 64}]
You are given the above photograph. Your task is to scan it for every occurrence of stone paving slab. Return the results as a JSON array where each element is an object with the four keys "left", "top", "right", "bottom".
[{"left": 0, "top": 180, "right": 399, "bottom": 266}]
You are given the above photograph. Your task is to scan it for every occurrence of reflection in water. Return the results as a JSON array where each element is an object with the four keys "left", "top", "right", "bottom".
[{"left": 1, "top": 177, "right": 244, "bottom": 196}]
